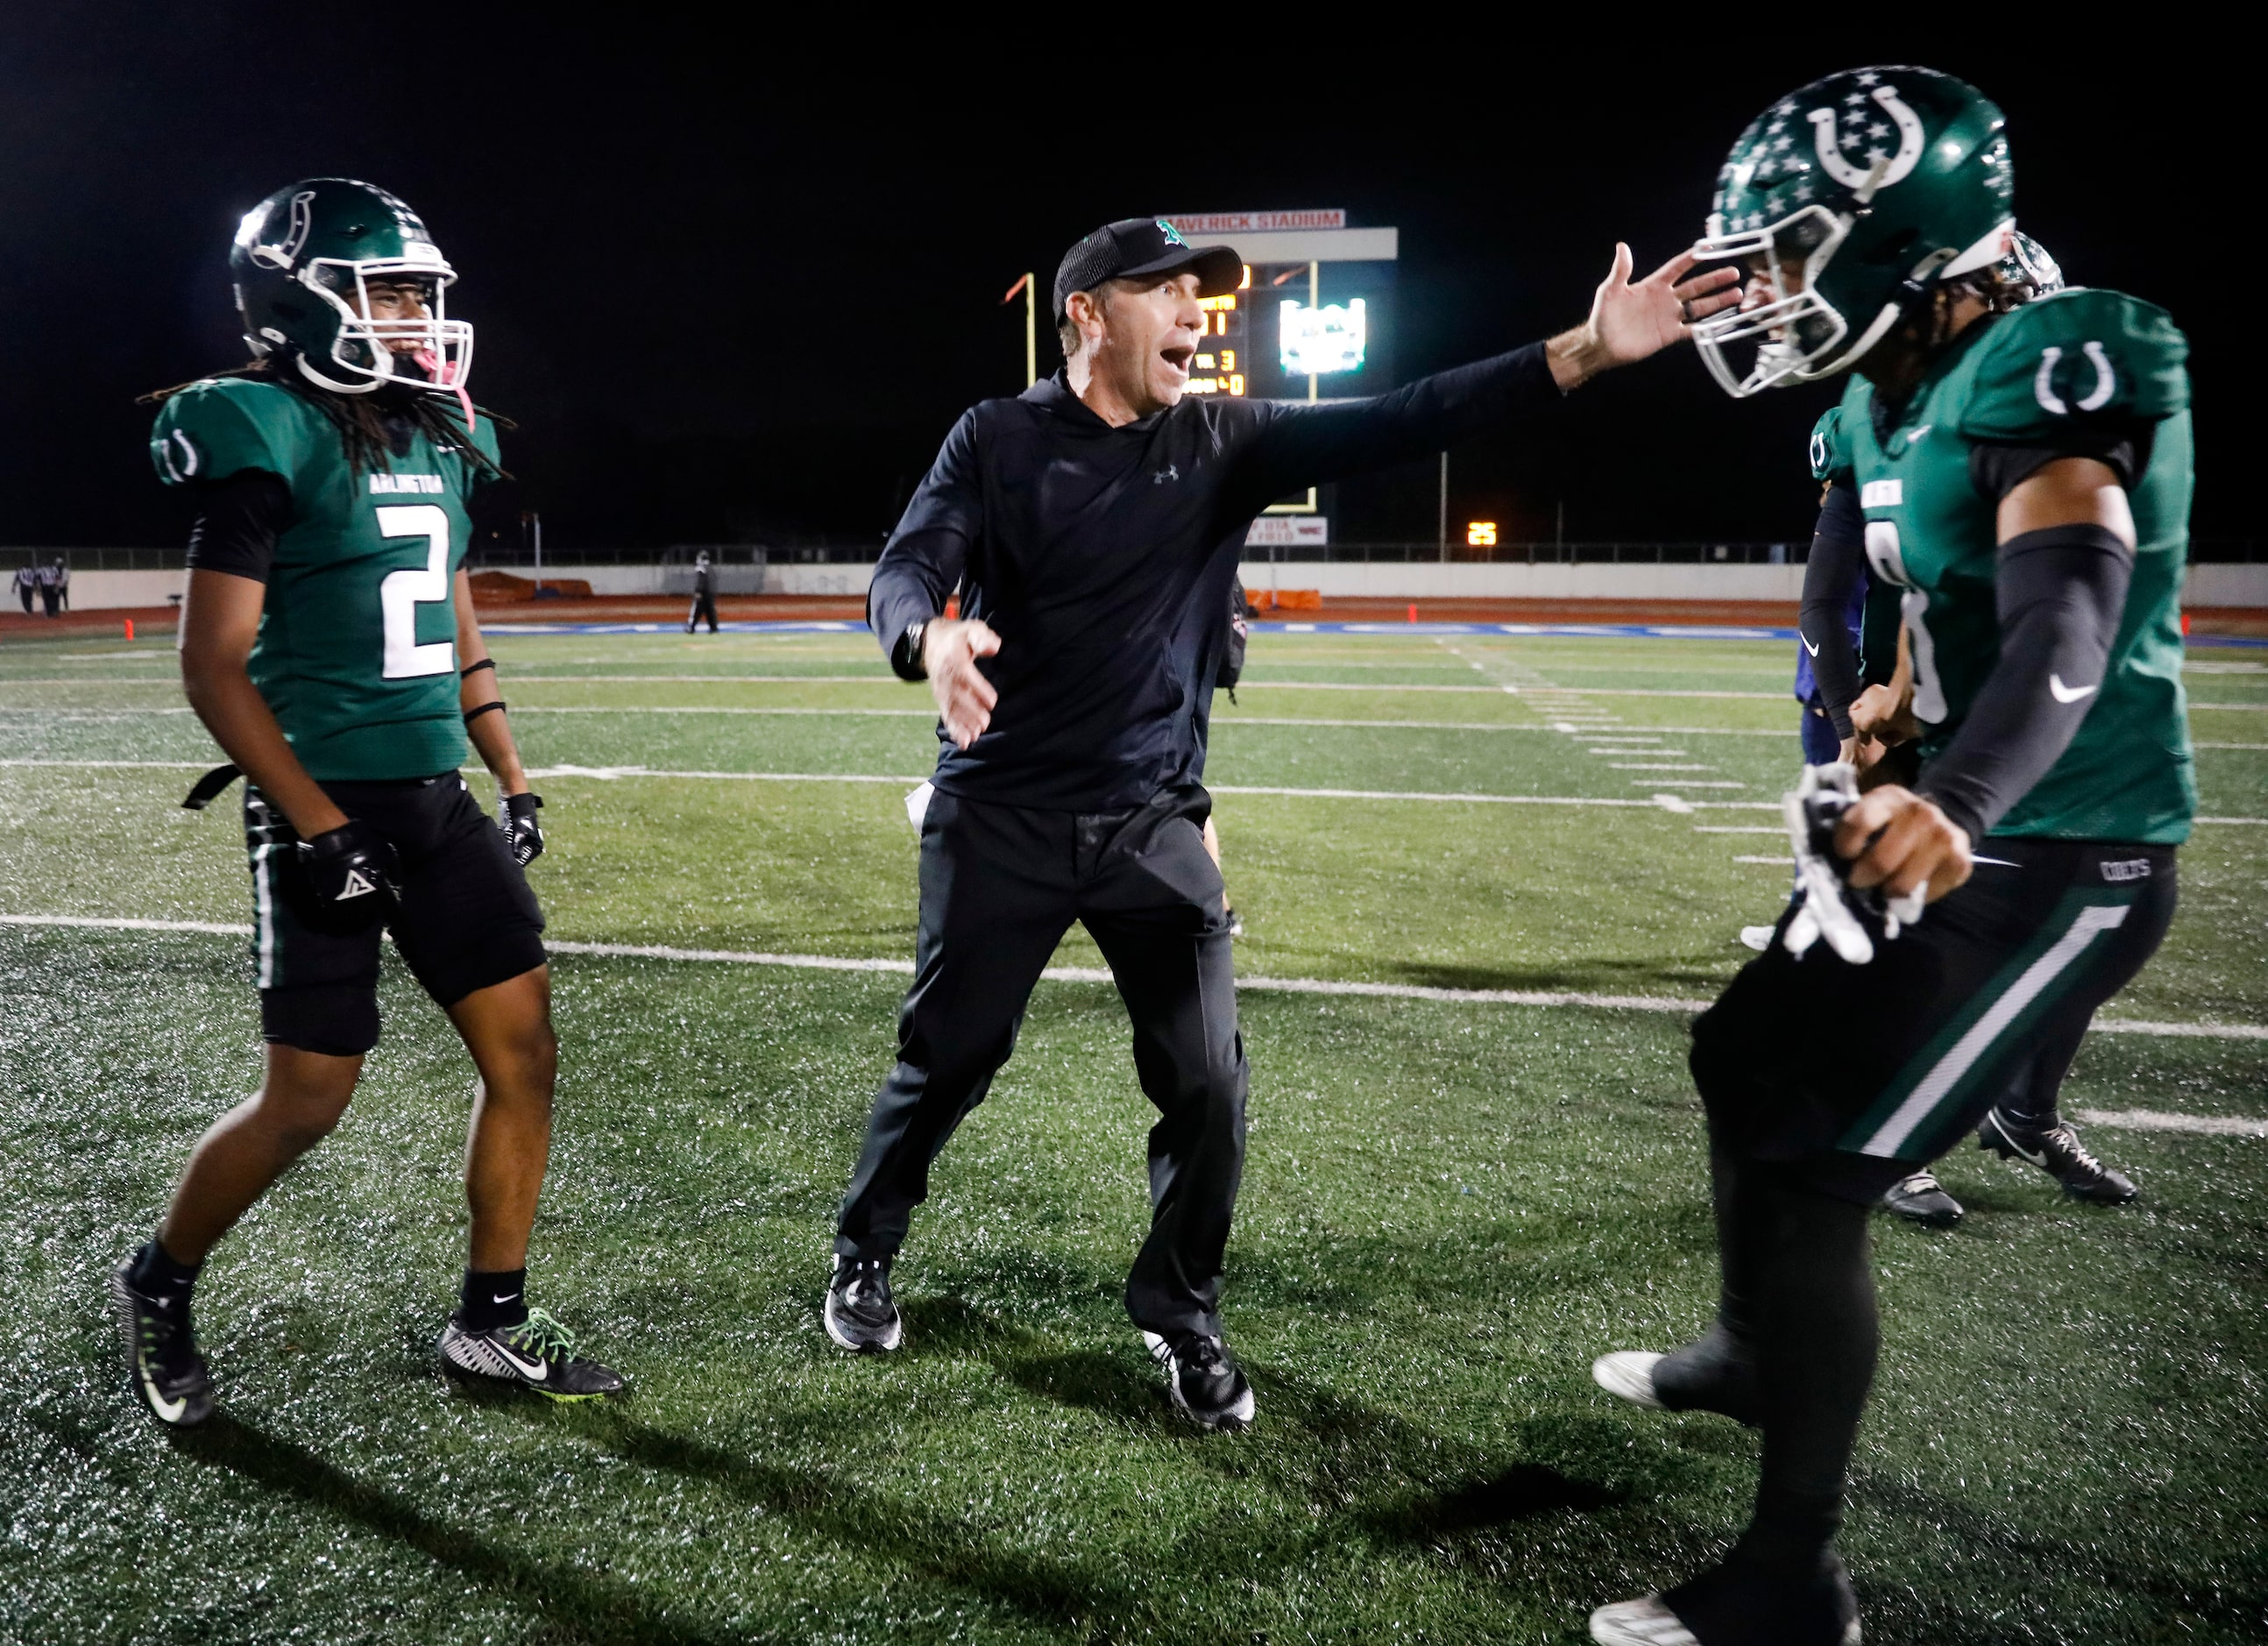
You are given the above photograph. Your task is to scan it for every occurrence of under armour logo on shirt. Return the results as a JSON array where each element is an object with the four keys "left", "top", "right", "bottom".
[{"left": 1154, "top": 465, "right": 1180, "bottom": 484}]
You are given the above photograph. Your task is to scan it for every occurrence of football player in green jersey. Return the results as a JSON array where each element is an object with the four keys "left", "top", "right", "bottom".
[
  {"left": 1586, "top": 70, "right": 2193, "bottom": 1645},
  {"left": 1790, "top": 234, "right": 2137, "bottom": 1237},
  {"left": 112, "top": 179, "right": 622, "bottom": 1428}
]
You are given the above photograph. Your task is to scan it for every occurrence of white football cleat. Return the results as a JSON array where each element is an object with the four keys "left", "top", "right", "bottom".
[
  {"left": 1591, "top": 1595, "right": 1702, "bottom": 1645},
  {"left": 1739, "top": 925, "right": 1775, "bottom": 951},
  {"left": 1591, "top": 1350, "right": 1666, "bottom": 1409}
]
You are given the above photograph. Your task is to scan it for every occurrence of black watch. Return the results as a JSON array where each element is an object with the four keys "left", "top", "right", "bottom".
[{"left": 894, "top": 620, "right": 929, "bottom": 681}]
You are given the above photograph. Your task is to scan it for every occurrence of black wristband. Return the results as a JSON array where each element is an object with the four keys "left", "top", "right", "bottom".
[
  {"left": 464, "top": 699, "right": 508, "bottom": 726},
  {"left": 889, "top": 621, "right": 930, "bottom": 682},
  {"left": 461, "top": 657, "right": 497, "bottom": 678}
]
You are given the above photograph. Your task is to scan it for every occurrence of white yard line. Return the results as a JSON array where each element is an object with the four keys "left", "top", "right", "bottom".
[
  {"left": 9, "top": 913, "right": 2264, "bottom": 1042},
  {"left": 2074, "top": 1107, "right": 2267, "bottom": 1137}
]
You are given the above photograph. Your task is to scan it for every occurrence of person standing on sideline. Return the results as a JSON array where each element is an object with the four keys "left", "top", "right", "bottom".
[
  {"left": 35, "top": 559, "right": 60, "bottom": 617},
  {"left": 50, "top": 557, "right": 70, "bottom": 614},
  {"left": 12, "top": 564, "right": 33, "bottom": 615},
  {"left": 823, "top": 215, "right": 1738, "bottom": 1430},
  {"left": 686, "top": 550, "right": 719, "bottom": 634},
  {"left": 113, "top": 177, "right": 621, "bottom": 1430}
]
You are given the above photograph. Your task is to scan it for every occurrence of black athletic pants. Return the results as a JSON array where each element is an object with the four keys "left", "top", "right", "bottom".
[
  {"left": 1677, "top": 838, "right": 2177, "bottom": 1585},
  {"left": 835, "top": 784, "right": 1245, "bottom": 1339},
  {"left": 687, "top": 591, "right": 718, "bottom": 632}
]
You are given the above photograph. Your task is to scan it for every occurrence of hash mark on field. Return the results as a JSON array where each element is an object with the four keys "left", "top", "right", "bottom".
[{"left": 1733, "top": 855, "right": 1794, "bottom": 865}]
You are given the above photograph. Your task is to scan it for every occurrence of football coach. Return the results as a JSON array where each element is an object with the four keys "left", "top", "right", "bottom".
[{"left": 826, "top": 216, "right": 1736, "bottom": 1428}]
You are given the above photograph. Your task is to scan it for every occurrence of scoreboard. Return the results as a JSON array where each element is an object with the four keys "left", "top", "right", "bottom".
[
  {"left": 1159, "top": 212, "right": 1397, "bottom": 404},
  {"left": 1184, "top": 274, "right": 1252, "bottom": 400}
]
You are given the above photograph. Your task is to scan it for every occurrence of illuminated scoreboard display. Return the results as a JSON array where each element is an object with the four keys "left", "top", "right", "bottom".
[
  {"left": 1188, "top": 276, "right": 1251, "bottom": 399},
  {"left": 1159, "top": 209, "right": 1398, "bottom": 402}
]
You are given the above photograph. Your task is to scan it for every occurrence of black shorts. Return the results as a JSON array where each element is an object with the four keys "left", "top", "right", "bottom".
[
  {"left": 1690, "top": 836, "right": 2177, "bottom": 1204},
  {"left": 245, "top": 774, "right": 547, "bottom": 1056}
]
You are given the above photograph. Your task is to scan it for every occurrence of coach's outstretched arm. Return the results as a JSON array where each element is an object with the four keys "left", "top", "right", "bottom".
[{"left": 1230, "top": 245, "right": 1738, "bottom": 507}]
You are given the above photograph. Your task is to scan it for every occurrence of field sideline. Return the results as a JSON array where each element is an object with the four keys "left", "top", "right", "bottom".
[{"left": 3, "top": 626, "right": 2263, "bottom": 1644}]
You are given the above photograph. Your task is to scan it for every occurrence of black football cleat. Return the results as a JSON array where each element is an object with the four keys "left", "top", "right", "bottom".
[
  {"left": 824, "top": 1255, "right": 903, "bottom": 1353},
  {"left": 1978, "top": 1110, "right": 2137, "bottom": 1204},
  {"left": 112, "top": 1259, "right": 214, "bottom": 1429},
  {"left": 440, "top": 1308, "right": 625, "bottom": 1400},
  {"left": 1143, "top": 1330, "right": 1256, "bottom": 1430},
  {"left": 1880, "top": 1170, "right": 1964, "bottom": 1227}
]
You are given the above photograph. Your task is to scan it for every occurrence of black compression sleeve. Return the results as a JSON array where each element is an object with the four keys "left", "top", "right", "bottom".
[
  {"left": 1798, "top": 484, "right": 1867, "bottom": 741},
  {"left": 1914, "top": 522, "right": 2133, "bottom": 843},
  {"left": 184, "top": 472, "right": 291, "bottom": 582}
]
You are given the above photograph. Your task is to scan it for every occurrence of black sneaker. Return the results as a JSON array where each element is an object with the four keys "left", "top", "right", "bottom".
[
  {"left": 1143, "top": 1330, "right": 1255, "bottom": 1430},
  {"left": 1881, "top": 1170, "right": 1964, "bottom": 1227},
  {"left": 439, "top": 1308, "right": 625, "bottom": 1399},
  {"left": 824, "top": 1255, "right": 903, "bottom": 1353},
  {"left": 1979, "top": 1110, "right": 2137, "bottom": 1203},
  {"left": 112, "top": 1259, "right": 214, "bottom": 1428}
]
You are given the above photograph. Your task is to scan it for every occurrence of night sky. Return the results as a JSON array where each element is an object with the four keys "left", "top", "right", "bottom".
[{"left": 0, "top": 18, "right": 2246, "bottom": 553}]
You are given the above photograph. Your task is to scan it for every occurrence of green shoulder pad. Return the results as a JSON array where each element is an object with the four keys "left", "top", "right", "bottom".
[
  {"left": 149, "top": 378, "right": 318, "bottom": 487},
  {"left": 1807, "top": 405, "right": 1851, "bottom": 484},
  {"left": 1960, "top": 289, "right": 2189, "bottom": 443}
]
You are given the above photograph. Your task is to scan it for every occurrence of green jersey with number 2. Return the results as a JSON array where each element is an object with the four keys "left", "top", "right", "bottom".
[
  {"left": 152, "top": 377, "right": 497, "bottom": 781},
  {"left": 1834, "top": 287, "right": 2195, "bottom": 844}
]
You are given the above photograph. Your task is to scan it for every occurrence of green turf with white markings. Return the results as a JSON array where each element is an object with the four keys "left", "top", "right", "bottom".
[{"left": 3, "top": 628, "right": 2264, "bottom": 1644}]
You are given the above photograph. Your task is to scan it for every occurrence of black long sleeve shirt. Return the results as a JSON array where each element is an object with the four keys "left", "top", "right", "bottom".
[{"left": 868, "top": 345, "right": 1563, "bottom": 811}]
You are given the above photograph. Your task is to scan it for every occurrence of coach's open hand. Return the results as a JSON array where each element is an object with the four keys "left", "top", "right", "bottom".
[
  {"left": 1834, "top": 784, "right": 1974, "bottom": 905},
  {"left": 923, "top": 618, "right": 1001, "bottom": 749},
  {"left": 1547, "top": 245, "right": 1742, "bottom": 391}
]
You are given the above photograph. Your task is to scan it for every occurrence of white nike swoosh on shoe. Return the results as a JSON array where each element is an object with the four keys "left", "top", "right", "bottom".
[
  {"left": 140, "top": 1366, "right": 188, "bottom": 1423},
  {"left": 2049, "top": 674, "right": 2098, "bottom": 704},
  {"left": 496, "top": 1344, "right": 549, "bottom": 1381}
]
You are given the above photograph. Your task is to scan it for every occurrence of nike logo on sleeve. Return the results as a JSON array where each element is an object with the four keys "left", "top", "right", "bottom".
[
  {"left": 2049, "top": 675, "right": 2099, "bottom": 704},
  {"left": 1801, "top": 633, "right": 1821, "bottom": 657}
]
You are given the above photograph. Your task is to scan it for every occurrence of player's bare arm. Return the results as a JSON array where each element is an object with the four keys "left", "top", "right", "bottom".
[
  {"left": 178, "top": 569, "right": 349, "bottom": 838},
  {"left": 453, "top": 571, "right": 532, "bottom": 797}
]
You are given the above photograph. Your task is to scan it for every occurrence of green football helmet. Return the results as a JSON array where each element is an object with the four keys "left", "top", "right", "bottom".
[
  {"left": 1691, "top": 67, "right": 2014, "bottom": 396},
  {"left": 1997, "top": 230, "right": 2064, "bottom": 305},
  {"left": 230, "top": 178, "right": 472, "bottom": 399}
]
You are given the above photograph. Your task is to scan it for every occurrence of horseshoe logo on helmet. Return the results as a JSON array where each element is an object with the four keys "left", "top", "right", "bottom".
[
  {"left": 249, "top": 190, "right": 317, "bottom": 271},
  {"left": 1807, "top": 86, "right": 1925, "bottom": 194}
]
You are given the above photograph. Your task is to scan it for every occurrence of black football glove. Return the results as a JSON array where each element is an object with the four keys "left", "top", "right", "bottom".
[
  {"left": 294, "top": 819, "right": 400, "bottom": 932},
  {"left": 501, "top": 791, "right": 545, "bottom": 867}
]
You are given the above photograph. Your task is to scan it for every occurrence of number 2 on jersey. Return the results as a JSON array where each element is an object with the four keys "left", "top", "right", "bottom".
[{"left": 376, "top": 505, "right": 456, "bottom": 679}]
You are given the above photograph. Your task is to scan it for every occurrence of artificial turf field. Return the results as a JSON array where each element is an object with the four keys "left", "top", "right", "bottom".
[{"left": 3, "top": 622, "right": 2264, "bottom": 1646}]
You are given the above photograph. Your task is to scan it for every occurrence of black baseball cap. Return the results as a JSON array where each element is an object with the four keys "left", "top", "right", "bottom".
[{"left": 1052, "top": 218, "right": 1244, "bottom": 324}]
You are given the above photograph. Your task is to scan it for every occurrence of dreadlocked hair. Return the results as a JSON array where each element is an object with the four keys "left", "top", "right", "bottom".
[{"left": 140, "top": 357, "right": 514, "bottom": 479}]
